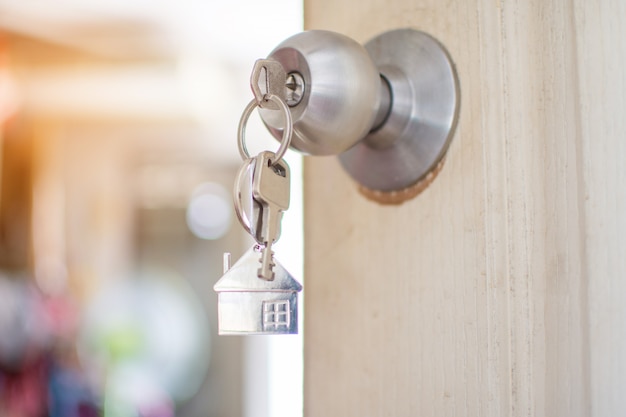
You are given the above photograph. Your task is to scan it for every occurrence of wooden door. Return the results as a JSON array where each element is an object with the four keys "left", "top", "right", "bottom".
[{"left": 303, "top": 1, "right": 626, "bottom": 416}]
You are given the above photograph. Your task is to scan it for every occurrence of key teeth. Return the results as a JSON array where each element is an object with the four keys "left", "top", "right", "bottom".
[
  {"left": 258, "top": 255, "right": 275, "bottom": 268},
  {"left": 258, "top": 248, "right": 276, "bottom": 281}
]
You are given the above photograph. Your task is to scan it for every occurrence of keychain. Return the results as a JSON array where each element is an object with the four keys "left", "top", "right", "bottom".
[{"left": 213, "top": 59, "right": 302, "bottom": 335}]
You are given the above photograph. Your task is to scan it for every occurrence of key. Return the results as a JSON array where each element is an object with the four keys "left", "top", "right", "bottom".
[
  {"left": 250, "top": 59, "right": 287, "bottom": 110},
  {"left": 252, "top": 151, "right": 290, "bottom": 280}
]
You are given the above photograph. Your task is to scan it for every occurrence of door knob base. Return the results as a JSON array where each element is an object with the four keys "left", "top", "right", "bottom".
[
  {"left": 358, "top": 158, "right": 446, "bottom": 205},
  {"left": 338, "top": 29, "right": 460, "bottom": 198}
]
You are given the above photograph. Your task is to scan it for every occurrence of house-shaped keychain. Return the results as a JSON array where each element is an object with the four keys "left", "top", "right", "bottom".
[{"left": 214, "top": 246, "right": 302, "bottom": 335}]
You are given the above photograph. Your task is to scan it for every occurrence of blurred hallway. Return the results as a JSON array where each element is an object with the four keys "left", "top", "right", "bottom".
[{"left": 0, "top": 2, "right": 303, "bottom": 416}]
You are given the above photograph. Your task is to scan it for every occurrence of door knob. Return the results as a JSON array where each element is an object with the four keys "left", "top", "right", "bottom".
[{"left": 258, "top": 28, "right": 460, "bottom": 203}]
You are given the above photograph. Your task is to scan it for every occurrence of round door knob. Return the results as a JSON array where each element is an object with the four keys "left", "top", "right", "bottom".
[
  {"left": 258, "top": 30, "right": 382, "bottom": 156},
  {"left": 258, "top": 29, "right": 460, "bottom": 202}
]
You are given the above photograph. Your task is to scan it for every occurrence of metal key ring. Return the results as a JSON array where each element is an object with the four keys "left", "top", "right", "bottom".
[
  {"left": 237, "top": 94, "right": 293, "bottom": 165},
  {"left": 233, "top": 157, "right": 257, "bottom": 239}
]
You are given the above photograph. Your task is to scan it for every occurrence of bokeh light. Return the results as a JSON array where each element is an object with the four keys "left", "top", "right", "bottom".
[{"left": 186, "top": 182, "right": 232, "bottom": 240}]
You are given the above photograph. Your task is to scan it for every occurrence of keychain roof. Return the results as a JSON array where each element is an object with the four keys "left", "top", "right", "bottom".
[{"left": 214, "top": 246, "right": 302, "bottom": 292}]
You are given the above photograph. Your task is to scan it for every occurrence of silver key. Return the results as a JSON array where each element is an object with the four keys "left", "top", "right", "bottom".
[
  {"left": 252, "top": 151, "right": 290, "bottom": 280},
  {"left": 250, "top": 58, "right": 287, "bottom": 110}
]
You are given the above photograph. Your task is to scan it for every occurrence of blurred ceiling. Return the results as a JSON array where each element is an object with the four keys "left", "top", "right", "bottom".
[
  {"left": 0, "top": 0, "right": 302, "bottom": 164},
  {"left": 0, "top": 0, "right": 301, "bottom": 61}
]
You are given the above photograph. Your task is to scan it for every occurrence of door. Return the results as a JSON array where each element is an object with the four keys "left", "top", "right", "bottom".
[{"left": 303, "top": 1, "right": 625, "bottom": 416}]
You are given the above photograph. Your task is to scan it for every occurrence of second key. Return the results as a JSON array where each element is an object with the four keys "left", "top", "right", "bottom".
[{"left": 252, "top": 151, "right": 290, "bottom": 280}]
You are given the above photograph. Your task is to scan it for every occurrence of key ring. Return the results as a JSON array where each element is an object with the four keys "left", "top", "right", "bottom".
[
  {"left": 237, "top": 94, "right": 293, "bottom": 165},
  {"left": 232, "top": 157, "right": 259, "bottom": 240}
]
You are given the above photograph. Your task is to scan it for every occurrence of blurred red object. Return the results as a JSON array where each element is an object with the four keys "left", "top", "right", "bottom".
[
  {"left": 0, "top": 277, "right": 49, "bottom": 417},
  {"left": 0, "top": 358, "right": 48, "bottom": 417}
]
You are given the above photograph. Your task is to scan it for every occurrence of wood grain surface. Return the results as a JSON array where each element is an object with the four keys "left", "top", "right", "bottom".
[{"left": 303, "top": 1, "right": 625, "bottom": 416}]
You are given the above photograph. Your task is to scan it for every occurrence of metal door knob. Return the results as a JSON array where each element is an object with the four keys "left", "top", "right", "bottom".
[{"left": 258, "top": 28, "right": 460, "bottom": 203}]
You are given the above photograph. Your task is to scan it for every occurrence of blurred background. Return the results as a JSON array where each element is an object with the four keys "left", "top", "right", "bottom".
[{"left": 0, "top": 1, "right": 303, "bottom": 417}]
